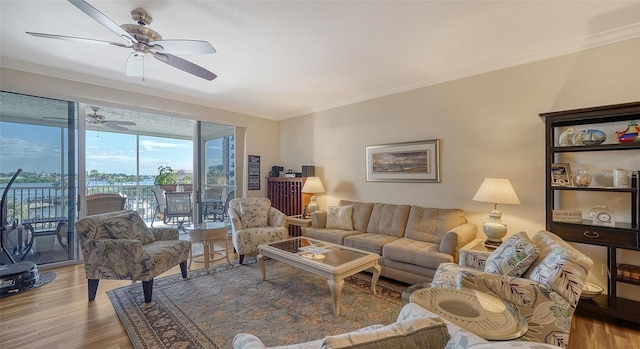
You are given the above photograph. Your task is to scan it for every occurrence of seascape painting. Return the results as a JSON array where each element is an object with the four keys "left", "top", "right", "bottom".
[
  {"left": 366, "top": 139, "right": 440, "bottom": 182},
  {"left": 372, "top": 151, "right": 430, "bottom": 173}
]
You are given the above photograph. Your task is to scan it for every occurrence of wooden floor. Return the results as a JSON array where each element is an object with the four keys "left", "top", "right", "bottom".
[{"left": 1, "top": 259, "right": 639, "bottom": 349}]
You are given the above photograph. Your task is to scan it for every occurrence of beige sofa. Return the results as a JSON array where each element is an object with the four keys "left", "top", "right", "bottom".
[{"left": 303, "top": 200, "right": 477, "bottom": 284}]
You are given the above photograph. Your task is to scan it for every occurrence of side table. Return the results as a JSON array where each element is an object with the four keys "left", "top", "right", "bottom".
[
  {"left": 459, "top": 239, "right": 493, "bottom": 269},
  {"left": 186, "top": 222, "right": 230, "bottom": 273},
  {"left": 286, "top": 215, "right": 312, "bottom": 237}
]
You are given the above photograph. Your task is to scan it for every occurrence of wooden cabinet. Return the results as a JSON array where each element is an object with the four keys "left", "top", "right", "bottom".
[
  {"left": 266, "top": 177, "right": 311, "bottom": 236},
  {"left": 540, "top": 101, "right": 640, "bottom": 323}
]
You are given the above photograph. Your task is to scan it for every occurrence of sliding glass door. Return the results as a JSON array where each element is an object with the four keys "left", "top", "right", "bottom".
[
  {"left": 196, "top": 122, "right": 236, "bottom": 224},
  {"left": 0, "top": 91, "right": 78, "bottom": 265}
]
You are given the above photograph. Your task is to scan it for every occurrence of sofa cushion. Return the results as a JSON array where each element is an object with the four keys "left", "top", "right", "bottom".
[
  {"left": 238, "top": 198, "right": 270, "bottom": 228},
  {"left": 304, "top": 228, "right": 365, "bottom": 245},
  {"left": 366, "top": 203, "right": 411, "bottom": 237},
  {"left": 326, "top": 205, "right": 354, "bottom": 230},
  {"left": 484, "top": 231, "right": 538, "bottom": 277},
  {"left": 383, "top": 238, "right": 453, "bottom": 270},
  {"left": 101, "top": 211, "right": 156, "bottom": 244},
  {"left": 523, "top": 230, "right": 593, "bottom": 305},
  {"left": 344, "top": 233, "right": 399, "bottom": 255},
  {"left": 320, "top": 317, "right": 449, "bottom": 349},
  {"left": 404, "top": 207, "right": 467, "bottom": 244},
  {"left": 339, "top": 201, "right": 374, "bottom": 232}
]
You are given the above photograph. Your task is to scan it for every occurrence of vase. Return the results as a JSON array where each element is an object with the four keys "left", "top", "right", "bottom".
[{"left": 574, "top": 169, "right": 592, "bottom": 188}]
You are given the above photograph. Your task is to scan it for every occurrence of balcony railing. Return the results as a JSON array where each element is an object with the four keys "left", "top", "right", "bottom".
[{"left": 3, "top": 184, "right": 236, "bottom": 225}]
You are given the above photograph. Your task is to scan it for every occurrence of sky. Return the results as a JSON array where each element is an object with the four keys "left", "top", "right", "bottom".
[{"left": 0, "top": 122, "right": 223, "bottom": 176}]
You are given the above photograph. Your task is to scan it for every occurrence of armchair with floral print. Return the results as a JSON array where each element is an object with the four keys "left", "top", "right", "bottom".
[
  {"left": 432, "top": 230, "right": 593, "bottom": 348},
  {"left": 228, "top": 198, "right": 288, "bottom": 264},
  {"left": 75, "top": 210, "right": 191, "bottom": 303}
]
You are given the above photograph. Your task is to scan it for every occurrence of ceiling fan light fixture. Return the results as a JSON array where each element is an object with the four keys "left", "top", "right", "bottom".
[
  {"left": 26, "top": 0, "right": 217, "bottom": 80},
  {"left": 130, "top": 7, "right": 153, "bottom": 26}
]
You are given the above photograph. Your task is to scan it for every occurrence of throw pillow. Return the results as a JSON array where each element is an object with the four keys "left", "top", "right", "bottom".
[
  {"left": 238, "top": 198, "right": 270, "bottom": 228},
  {"left": 321, "top": 317, "right": 449, "bottom": 349},
  {"left": 484, "top": 231, "right": 538, "bottom": 277},
  {"left": 101, "top": 211, "right": 156, "bottom": 244},
  {"left": 326, "top": 205, "right": 354, "bottom": 230}
]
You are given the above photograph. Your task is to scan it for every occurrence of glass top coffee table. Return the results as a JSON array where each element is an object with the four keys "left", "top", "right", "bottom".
[
  {"left": 185, "top": 222, "right": 230, "bottom": 273},
  {"left": 257, "top": 237, "right": 381, "bottom": 316},
  {"left": 406, "top": 284, "right": 527, "bottom": 341}
]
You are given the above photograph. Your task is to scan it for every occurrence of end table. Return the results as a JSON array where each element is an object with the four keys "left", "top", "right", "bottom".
[
  {"left": 186, "top": 222, "right": 230, "bottom": 272},
  {"left": 286, "top": 215, "right": 312, "bottom": 236}
]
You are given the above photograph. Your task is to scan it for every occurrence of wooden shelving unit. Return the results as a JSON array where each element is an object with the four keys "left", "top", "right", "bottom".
[
  {"left": 265, "top": 177, "right": 311, "bottom": 236},
  {"left": 540, "top": 101, "right": 640, "bottom": 323}
]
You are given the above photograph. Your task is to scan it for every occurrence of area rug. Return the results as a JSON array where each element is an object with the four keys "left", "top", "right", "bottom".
[
  {"left": 108, "top": 260, "right": 406, "bottom": 349},
  {"left": 0, "top": 271, "right": 56, "bottom": 298}
]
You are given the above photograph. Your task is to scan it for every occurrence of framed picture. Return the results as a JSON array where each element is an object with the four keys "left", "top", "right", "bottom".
[
  {"left": 366, "top": 139, "right": 440, "bottom": 182},
  {"left": 551, "top": 163, "right": 573, "bottom": 186}
]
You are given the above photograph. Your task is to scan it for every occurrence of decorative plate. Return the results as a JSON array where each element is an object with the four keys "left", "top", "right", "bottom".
[{"left": 573, "top": 129, "right": 606, "bottom": 146}]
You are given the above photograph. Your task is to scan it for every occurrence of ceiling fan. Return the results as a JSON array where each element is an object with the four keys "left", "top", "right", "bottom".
[
  {"left": 86, "top": 107, "right": 136, "bottom": 131},
  {"left": 26, "top": 0, "right": 217, "bottom": 81}
]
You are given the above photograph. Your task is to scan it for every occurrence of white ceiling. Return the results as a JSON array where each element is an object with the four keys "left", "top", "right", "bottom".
[{"left": 1, "top": 1, "right": 639, "bottom": 121}]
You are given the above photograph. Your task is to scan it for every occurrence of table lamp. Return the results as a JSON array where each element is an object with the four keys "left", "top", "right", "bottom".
[
  {"left": 302, "top": 177, "right": 325, "bottom": 214},
  {"left": 472, "top": 177, "right": 520, "bottom": 248}
]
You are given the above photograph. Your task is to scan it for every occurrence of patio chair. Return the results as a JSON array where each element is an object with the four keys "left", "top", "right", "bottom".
[
  {"left": 164, "top": 191, "right": 192, "bottom": 232},
  {"left": 151, "top": 187, "right": 167, "bottom": 228},
  {"left": 86, "top": 193, "right": 126, "bottom": 215},
  {"left": 210, "top": 190, "right": 234, "bottom": 222},
  {"left": 202, "top": 186, "right": 224, "bottom": 220}
]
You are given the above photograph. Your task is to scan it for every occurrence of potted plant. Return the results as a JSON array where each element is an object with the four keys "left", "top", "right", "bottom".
[
  {"left": 180, "top": 175, "right": 193, "bottom": 192},
  {"left": 154, "top": 165, "right": 178, "bottom": 192}
]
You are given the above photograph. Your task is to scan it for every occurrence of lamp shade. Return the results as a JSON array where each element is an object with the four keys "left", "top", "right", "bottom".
[
  {"left": 472, "top": 178, "right": 520, "bottom": 205},
  {"left": 302, "top": 177, "right": 325, "bottom": 194}
]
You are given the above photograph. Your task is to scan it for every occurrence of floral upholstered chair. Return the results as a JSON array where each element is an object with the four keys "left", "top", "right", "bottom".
[
  {"left": 432, "top": 230, "right": 593, "bottom": 348},
  {"left": 228, "top": 198, "right": 288, "bottom": 264},
  {"left": 75, "top": 210, "right": 191, "bottom": 303}
]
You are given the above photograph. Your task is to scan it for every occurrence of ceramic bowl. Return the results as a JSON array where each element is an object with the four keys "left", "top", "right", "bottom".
[{"left": 580, "top": 282, "right": 604, "bottom": 299}]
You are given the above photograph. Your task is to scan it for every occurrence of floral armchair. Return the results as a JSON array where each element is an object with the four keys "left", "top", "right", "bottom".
[
  {"left": 75, "top": 210, "right": 191, "bottom": 303},
  {"left": 432, "top": 230, "right": 593, "bottom": 348},
  {"left": 228, "top": 198, "right": 288, "bottom": 264}
]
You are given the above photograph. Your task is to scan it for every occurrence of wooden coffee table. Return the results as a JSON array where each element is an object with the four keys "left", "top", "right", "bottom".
[{"left": 257, "top": 237, "right": 381, "bottom": 316}]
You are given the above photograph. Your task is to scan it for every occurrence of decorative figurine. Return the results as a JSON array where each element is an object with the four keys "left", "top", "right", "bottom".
[{"left": 616, "top": 121, "right": 639, "bottom": 143}]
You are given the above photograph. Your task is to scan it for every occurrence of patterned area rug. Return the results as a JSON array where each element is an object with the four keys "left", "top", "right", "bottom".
[{"left": 108, "top": 260, "right": 406, "bottom": 349}]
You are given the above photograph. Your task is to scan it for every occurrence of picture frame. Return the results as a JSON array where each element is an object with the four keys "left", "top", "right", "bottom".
[
  {"left": 551, "top": 163, "right": 573, "bottom": 187},
  {"left": 552, "top": 210, "right": 583, "bottom": 223},
  {"left": 366, "top": 139, "right": 440, "bottom": 182}
]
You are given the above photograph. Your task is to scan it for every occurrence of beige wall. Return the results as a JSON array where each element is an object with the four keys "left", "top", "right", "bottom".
[
  {"left": 279, "top": 38, "right": 640, "bottom": 298},
  {"left": 0, "top": 67, "right": 280, "bottom": 199}
]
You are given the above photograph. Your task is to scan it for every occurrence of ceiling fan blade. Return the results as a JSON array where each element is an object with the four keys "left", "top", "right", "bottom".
[
  {"left": 149, "top": 39, "right": 216, "bottom": 54},
  {"left": 153, "top": 52, "right": 217, "bottom": 81},
  {"left": 26, "top": 32, "right": 130, "bottom": 48},
  {"left": 43, "top": 116, "right": 68, "bottom": 120},
  {"left": 68, "top": 0, "right": 138, "bottom": 45},
  {"left": 125, "top": 53, "right": 145, "bottom": 77},
  {"left": 103, "top": 123, "right": 129, "bottom": 131},
  {"left": 107, "top": 121, "right": 137, "bottom": 126}
]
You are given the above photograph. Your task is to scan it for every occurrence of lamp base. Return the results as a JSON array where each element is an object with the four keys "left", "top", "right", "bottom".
[
  {"left": 307, "top": 195, "right": 319, "bottom": 213},
  {"left": 483, "top": 209, "right": 507, "bottom": 244}
]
